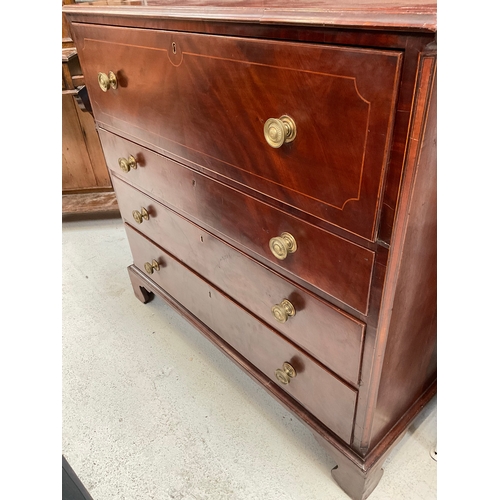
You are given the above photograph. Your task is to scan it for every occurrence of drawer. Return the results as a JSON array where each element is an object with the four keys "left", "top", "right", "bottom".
[
  {"left": 106, "top": 134, "right": 375, "bottom": 314},
  {"left": 114, "top": 176, "right": 365, "bottom": 386},
  {"left": 74, "top": 23, "right": 402, "bottom": 240},
  {"left": 125, "top": 223, "right": 357, "bottom": 443}
]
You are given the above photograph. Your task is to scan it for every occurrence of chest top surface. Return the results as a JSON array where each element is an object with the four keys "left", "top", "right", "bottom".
[{"left": 63, "top": 0, "right": 437, "bottom": 32}]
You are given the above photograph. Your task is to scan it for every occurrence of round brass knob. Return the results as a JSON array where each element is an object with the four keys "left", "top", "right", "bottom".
[
  {"left": 269, "top": 232, "right": 297, "bottom": 260},
  {"left": 132, "top": 207, "right": 149, "bottom": 224},
  {"left": 97, "top": 71, "right": 118, "bottom": 92},
  {"left": 264, "top": 115, "right": 297, "bottom": 148},
  {"left": 144, "top": 259, "right": 160, "bottom": 275},
  {"left": 275, "top": 362, "right": 297, "bottom": 385},
  {"left": 271, "top": 299, "right": 296, "bottom": 323},
  {"left": 118, "top": 155, "right": 137, "bottom": 173}
]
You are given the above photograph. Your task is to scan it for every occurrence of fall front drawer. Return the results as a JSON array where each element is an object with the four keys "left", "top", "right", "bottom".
[
  {"left": 113, "top": 175, "right": 365, "bottom": 386},
  {"left": 124, "top": 223, "right": 358, "bottom": 443},
  {"left": 75, "top": 24, "right": 403, "bottom": 240},
  {"left": 106, "top": 135, "right": 375, "bottom": 314}
]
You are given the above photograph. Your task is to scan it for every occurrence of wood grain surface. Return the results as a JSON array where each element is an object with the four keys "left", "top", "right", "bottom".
[
  {"left": 63, "top": 1, "right": 437, "bottom": 32},
  {"left": 125, "top": 223, "right": 359, "bottom": 444},
  {"left": 74, "top": 23, "right": 402, "bottom": 240},
  {"left": 113, "top": 175, "right": 366, "bottom": 386},
  {"left": 64, "top": 3, "right": 437, "bottom": 498},
  {"left": 103, "top": 132, "right": 375, "bottom": 314}
]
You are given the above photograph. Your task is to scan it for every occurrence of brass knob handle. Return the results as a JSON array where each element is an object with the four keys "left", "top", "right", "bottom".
[
  {"left": 269, "top": 232, "right": 297, "bottom": 260},
  {"left": 118, "top": 155, "right": 137, "bottom": 172},
  {"left": 275, "top": 362, "right": 296, "bottom": 385},
  {"left": 132, "top": 207, "right": 149, "bottom": 224},
  {"left": 264, "top": 115, "right": 297, "bottom": 148},
  {"left": 97, "top": 71, "right": 118, "bottom": 92},
  {"left": 144, "top": 259, "right": 160, "bottom": 274},
  {"left": 271, "top": 299, "right": 296, "bottom": 323}
]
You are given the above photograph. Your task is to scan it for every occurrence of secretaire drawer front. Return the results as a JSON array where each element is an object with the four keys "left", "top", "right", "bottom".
[
  {"left": 125, "top": 223, "right": 357, "bottom": 443},
  {"left": 74, "top": 23, "right": 402, "bottom": 240},
  {"left": 113, "top": 177, "right": 365, "bottom": 386},
  {"left": 105, "top": 133, "right": 375, "bottom": 314}
]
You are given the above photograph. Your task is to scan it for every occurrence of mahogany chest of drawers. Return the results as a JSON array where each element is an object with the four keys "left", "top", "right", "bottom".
[{"left": 63, "top": 2, "right": 437, "bottom": 498}]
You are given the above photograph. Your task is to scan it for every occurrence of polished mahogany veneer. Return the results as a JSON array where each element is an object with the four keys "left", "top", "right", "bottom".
[
  {"left": 125, "top": 222, "right": 358, "bottom": 443},
  {"left": 113, "top": 175, "right": 366, "bottom": 386},
  {"left": 64, "top": 2, "right": 436, "bottom": 499},
  {"left": 103, "top": 131, "right": 375, "bottom": 314},
  {"left": 75, "top": 23, "right": 402, "bottom": 241}
]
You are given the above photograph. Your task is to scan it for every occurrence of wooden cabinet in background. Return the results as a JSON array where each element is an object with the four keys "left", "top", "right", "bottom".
[{"left": 62, "top": 0, "right": 118, "bottom": 217}]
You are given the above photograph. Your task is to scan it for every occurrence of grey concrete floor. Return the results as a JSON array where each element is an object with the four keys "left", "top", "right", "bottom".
[{"left": 62, "top": 217, "right": 437, "bottom": 500}]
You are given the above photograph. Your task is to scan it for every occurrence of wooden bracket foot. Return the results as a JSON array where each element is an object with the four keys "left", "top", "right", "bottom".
[
  {"left": 311, "top": 432, "right": 385, "bottom": 500},
  {"left": 128, "top": 265, "right": 154, "bottom": 303}
]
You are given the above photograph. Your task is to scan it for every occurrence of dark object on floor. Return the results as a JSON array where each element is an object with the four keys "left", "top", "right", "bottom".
[{"left": 62, "top": 455, "right": 94, "bottom": 500}]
